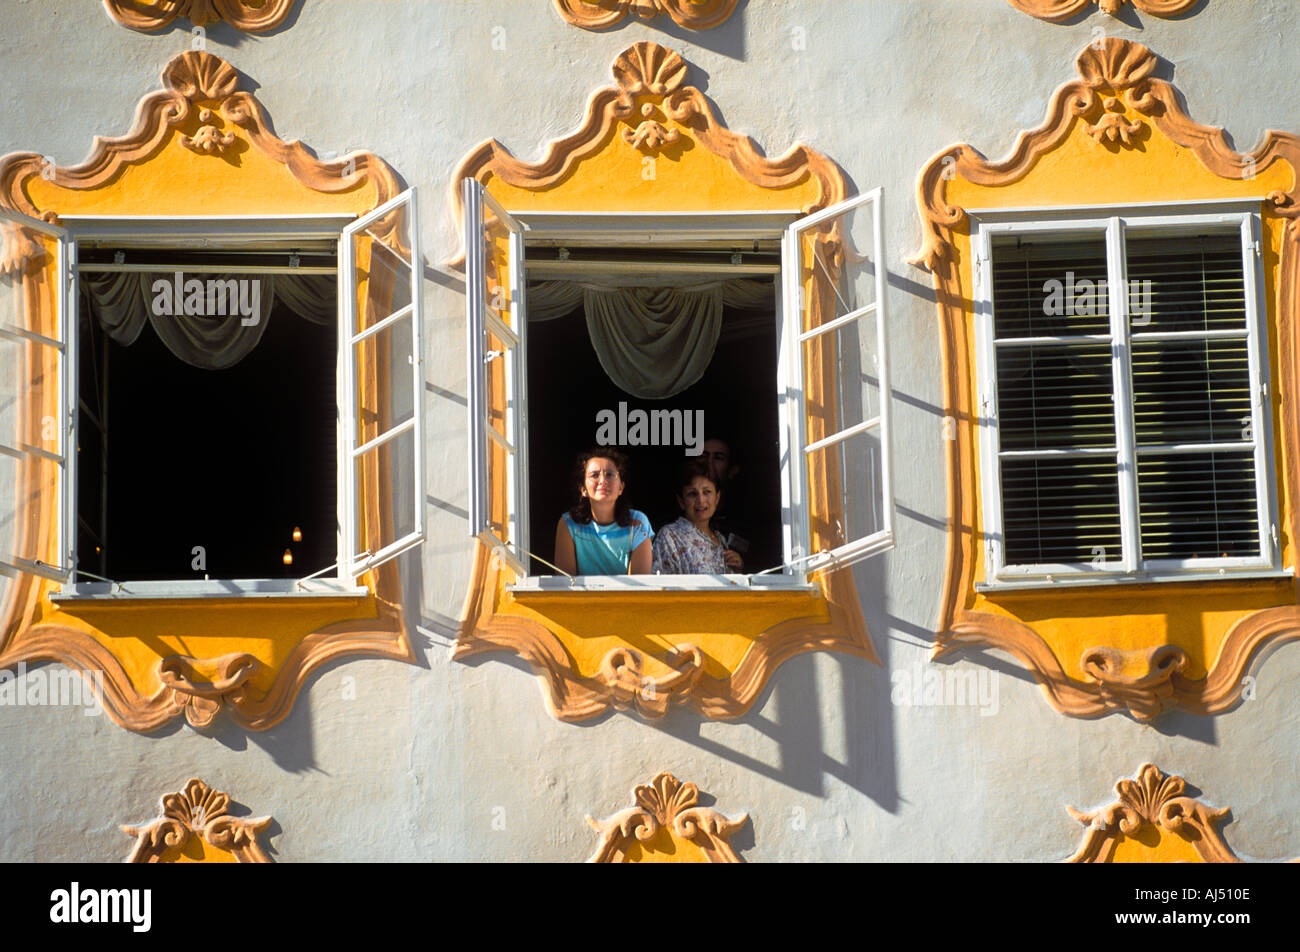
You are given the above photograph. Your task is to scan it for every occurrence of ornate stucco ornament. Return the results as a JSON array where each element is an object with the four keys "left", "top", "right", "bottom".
[
  {"left": 908, "top": 37, "right": 1300, "bottom": 720},
  {"left": 587, "top": 771, "right": 747, "bottom": 862},
  {"left": 555, "top": 0, "right": 737, "bottom": 30},
  {"left": 1008, "top": 0, "right": 1198, "bottom": 21},
  {"left": 1067, "top": 764, "right": 1238, "bottom": 863},
  {"left": 103, "top": 0, "right": 297, "bottom": 32},
  {"left": 124, "top": 778, "right": 273, "bottom": 862},
  {"left": 180, "top": 108, "right": 238, "bottom": 156}
]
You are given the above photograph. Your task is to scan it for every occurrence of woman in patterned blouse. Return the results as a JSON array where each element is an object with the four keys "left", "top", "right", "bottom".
[{"left": 652, "top": 460, "right": 744, "bottom": 574}]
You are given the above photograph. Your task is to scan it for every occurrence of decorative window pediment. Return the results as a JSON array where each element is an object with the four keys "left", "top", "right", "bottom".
[
  {"left": 0, "top": 50, "right": 422, "bottom": 732},
  {"left": 911, "top": 37, "right": 1300, "bottom": 720},
  {"left": 453, "top": 41, "right": 894, "bottom": 721}
]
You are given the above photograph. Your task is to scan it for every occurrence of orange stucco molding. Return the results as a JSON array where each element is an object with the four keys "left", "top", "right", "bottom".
[
  {"left": 1067, "top": 764, "right": 1238, "bottom": 863},
  {"left": 451, "top": 41, "right": 875, "bottom": 722},
  {"left": 587, "top": 770, "right": 747, "bottom": 862},
  {"left": 909, "top": 37, "right": 1300, "bottom": 720},
  {"left": 124, "top": 778, "right": 272, "bottom": 862},
  {"left": 0, "top": 49, "right": 416, "bottom": 733},
  {"left": 103, "top": 0, "right": 297, "bottom": 32},
  {"left": 554, "top": 0, "right": 737, "bottom": 31},
  {"left": 1007, "top": 0, "right": 1198, "bottom": 20}
]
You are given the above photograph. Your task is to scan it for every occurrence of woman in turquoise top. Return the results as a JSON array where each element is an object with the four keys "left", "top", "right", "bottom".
[{"left": 554, "top": 448, "right": 653, "bottom": 575}]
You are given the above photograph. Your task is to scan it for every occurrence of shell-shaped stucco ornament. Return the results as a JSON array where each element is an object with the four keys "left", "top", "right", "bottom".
[{"left": 612, "top": 41, "right": 688, "bottom": 97}]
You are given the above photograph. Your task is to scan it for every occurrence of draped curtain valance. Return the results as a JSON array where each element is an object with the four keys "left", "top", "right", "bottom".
[
  {"left": 527, "top": 277, "right": 771, "bottom": 399},
  {"left": 80, "top": 272, "right": 335, "bottom": 370}
]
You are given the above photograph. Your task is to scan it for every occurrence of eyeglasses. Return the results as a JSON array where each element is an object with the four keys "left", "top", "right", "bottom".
[{"left": 586, "top": 469, "right": 619, "bottom": 482}]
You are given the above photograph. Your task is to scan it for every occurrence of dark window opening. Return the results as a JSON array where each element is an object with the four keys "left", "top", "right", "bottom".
[
  {"left": 75, "top": 258, "right": 337, "bottom": 582},
  {"left": 525, "top": 270, "right": 784, "bottom": 574}
]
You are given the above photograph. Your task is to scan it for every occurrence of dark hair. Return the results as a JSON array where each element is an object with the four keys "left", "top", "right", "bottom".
[
  {"left": 675, "top": 459, "right": 722, "bottom": 528},
  {"left": 568, "top": 448, "right": 635, "bottom": 526}
]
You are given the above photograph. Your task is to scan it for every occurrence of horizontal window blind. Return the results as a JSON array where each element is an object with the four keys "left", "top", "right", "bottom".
[
  {"left": 987, "top": 227, "right": 1265, "bottom": 574},
  {"left": 1127, "top": 235, "right": 1258, "bottom": 561},
  {"left": 991, "top": 235, "right": 1117, "bottom": 565}
]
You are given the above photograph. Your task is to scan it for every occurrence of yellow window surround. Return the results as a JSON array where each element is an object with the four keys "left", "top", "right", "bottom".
[
  {"left": 911, "top": 37, "right": 1300, "bottom": 720},
  {"left": 452, "top": 41, "right": 881, "bottom": 721},
  {"left": 0, "top": 50, "right": 417, "bottom": 732}
]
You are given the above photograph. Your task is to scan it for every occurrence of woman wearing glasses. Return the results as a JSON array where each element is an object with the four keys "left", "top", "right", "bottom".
[{"left": 554, "top": 448, "right": 653, "bottom": 575}]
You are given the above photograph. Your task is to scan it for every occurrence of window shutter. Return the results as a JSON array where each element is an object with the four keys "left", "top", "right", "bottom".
[
  {"left": 463, "top": 179, "right": 529, "bottom": 575},
  {"left": 0, "top": 209, "right": 75, "bottom": 583},
  {"left": 780, "top": 187, "right": 894, "bottom": 573},
  {"left": 340, "top": 188, "right": 426, "bottom": 578}
]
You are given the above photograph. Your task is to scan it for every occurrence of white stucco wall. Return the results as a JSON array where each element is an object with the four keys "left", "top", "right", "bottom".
[{"left": 0, "top": 0, "right": 1297, "bottom": 862}]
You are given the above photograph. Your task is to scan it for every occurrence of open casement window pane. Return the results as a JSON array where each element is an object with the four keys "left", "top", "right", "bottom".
[
  {"left": 0, "top": 211, "right": 74, "bottom": 584},
  {"left": 341, "top": 188, "right": 424, "bottom": 579},
  {"left": 783, "top": 187, "right": 894, "bottom": 573},
  {"left": 464, "top": 179, "right": 528, "bottom": 575}
]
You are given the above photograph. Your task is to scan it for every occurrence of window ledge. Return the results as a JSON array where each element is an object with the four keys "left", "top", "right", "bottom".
[
  {"left": 51, "top": 578, "right": 369, "bottom": 602},
  {"left": 508, "top": 573, "right": 814, "bottom": 593},
  {"left": 977, "top": 566, "right": 1294, "bottom": 593}
]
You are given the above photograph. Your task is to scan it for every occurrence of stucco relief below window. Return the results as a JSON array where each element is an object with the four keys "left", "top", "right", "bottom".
[{"left": 910, "top": 37, "right": 1300, "bottom": 720}]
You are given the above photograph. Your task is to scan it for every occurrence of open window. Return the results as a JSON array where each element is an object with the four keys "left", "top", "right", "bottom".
[
  {"left": 465, "top": 180, "right": 895, "bottom": 585},
  {"left": 15, "top": 190, "right": 425, "bottom": 598}
]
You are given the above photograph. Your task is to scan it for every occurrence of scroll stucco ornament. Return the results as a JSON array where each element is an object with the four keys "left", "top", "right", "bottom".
[
  {"left": 103, "top": 0, "right": 297, "bottom": 32},
  {"left": 555, "top": 0, "right": 737, "bottom": 31},
  {"left": 1068, "top": 764, "right": 1238, "bottom": 863},
  {"left": 587, "top": 771, "right": 747, "bottom": 862},
  {"left": 124, "top": 778, "right": 272, "bottom": 862},
  {"left": 1007, "top": 0, "right": 1198, "bottom": 21}
]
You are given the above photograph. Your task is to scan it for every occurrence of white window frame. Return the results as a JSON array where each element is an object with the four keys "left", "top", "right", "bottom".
[
  {"left": 0, "top": 207, "right": 75, "bottom": 585},
  {"left": 971, "top": 200, "right": 1285, "bottom": 591},
  {"left": 464, "top": 182, "right": 895, "bottom": 591},
  {"left": 36, "top": 198, "right": 424, "bottom": 600}
]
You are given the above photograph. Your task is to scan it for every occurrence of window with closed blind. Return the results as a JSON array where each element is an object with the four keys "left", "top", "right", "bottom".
[{"left": 972, "top": 207, "right": 1281, "bottom": 588}]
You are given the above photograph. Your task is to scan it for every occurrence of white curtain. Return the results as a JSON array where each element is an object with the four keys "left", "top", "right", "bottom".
[
  {"left": 81, "top": 272, "right": 334, "bottom": 370},
  {"left": 527, "top": 277, "right": 771, "bottom": 399}
]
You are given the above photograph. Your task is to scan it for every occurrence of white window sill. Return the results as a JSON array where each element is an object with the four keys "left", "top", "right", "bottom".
[
  {"left": 51, "top": 578, "right": 369, "bottom": 602},
  {"left": 977, "top": 566, "right": 1294, "bottom": 593},
  {"left": 509, "top": 573, "right": 814, "bottom": 592}
]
